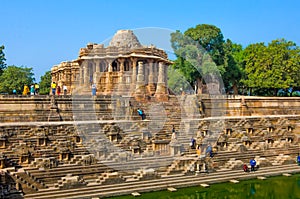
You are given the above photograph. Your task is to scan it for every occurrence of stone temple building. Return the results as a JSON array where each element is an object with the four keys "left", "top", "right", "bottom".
[{"left": 51, "top": 30, "right": 172, "bottom": 100}]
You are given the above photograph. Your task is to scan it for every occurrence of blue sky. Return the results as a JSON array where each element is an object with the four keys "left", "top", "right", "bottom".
[{"left": 1, "top": 0, "right": 300, "bottom": 81}]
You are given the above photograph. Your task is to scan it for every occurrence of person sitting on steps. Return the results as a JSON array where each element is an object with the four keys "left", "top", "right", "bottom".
[
  {"left": 243, "top": 164, "right": 249, "bottom": 172},
  {"left": 137, "top": 108, "right": 146, "bottom": 120},
  {"left": 250, "top": 158, "right": 256, "bottom": 172}
]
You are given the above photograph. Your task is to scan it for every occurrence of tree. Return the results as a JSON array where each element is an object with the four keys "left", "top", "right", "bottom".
[
  {"left": 170, "top": 25, "right": 226, "bottom": 94},
  {"left": 0, "top": 65, "right": 35, "bottom": 94},
  {"left": 39, "top": 71, "right": 51, "bottom": 95},
  {"left": 222, "top": 39, "right": 244, "bottom": 94},
  {"left": 0, "top": 45, "right": 6, "bottom": 75},
  {"left": 185, "top": 24, "right": 225, "bottom": 66},
  {"left": 243, "top": 39, "right": 300, "bottom": 96},
  {"left": 171, "top": 30, "right": 203, "bottom": 92}
]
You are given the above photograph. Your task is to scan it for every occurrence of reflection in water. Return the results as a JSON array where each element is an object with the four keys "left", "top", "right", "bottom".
[
  {"left": 250, "top": 183, "right": 256, "bottom": 196},
  {"left": 109, "top": 174, "right": 300, "bottom": 199}
]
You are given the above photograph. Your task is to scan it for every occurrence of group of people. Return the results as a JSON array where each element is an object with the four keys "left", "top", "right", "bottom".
[
  {"left": 51, "top": 82, "right": 96, "bottom": 96},
  {"left": 51, "top": 82, "right": 68, "bottom": 96},
  {"left": 243, "top": 154, "right": 300, "bottom": 173},
  {"left": 243, "top": 158, "right": 258, "bottom": 172},
  {"left": 22, "top": 83, "right": 39, "bottom": 95}
]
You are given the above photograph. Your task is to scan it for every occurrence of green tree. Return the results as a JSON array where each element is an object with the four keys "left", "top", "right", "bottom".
[
  {"left": 170, "top": 25, "right": 226, "bottom": 94},
  {"left": 243, "top": 39, "right": 300, "bottom": 96},
  {"left": 222, "top": 39, "right": 244, "bottom": 94},
  {"left": 39, "top": 71, "right": 51, "bottom": 95},
  {"left": 0, "top": 65, "right": 35, "bottom": 94},
  {"left": 185, "top": 24, "right": 225, "bottom": 66},
  {"left": 171, "top": 30, "right": 204, "bottom": 92},
  {"left": 0, "top": 45, "right": 6, "bottom": 75}
]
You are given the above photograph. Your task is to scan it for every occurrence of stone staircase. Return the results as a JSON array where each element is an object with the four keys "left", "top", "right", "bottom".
[
  {"left": 53, "top": 174, "right": 86, "bottom": 189},
  {"left": 23, "top": 164, "right": 300, "bottom": 199},
  {"left": 10, "top": 170, "right": 45, "bottom": 193},
  {"left": 219, "top": 158, "right": 244, "bottom": 170},
  {"left": 272, "top": 154, "right": 295, "bottom": 166},
  {"left": 122, "top": 168, "right": 156, "bottom": 182}
]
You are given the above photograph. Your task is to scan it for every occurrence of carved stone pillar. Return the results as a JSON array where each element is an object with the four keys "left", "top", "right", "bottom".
[
  {"left": 83, "top": 61, "right": 89, "bottom": 86},
  {"left": 105, "top": 59, "right": 113, "bottom": 94},
  {"left": 93, "top": 61, "right": 96, "bottom": 73},
  {"left": 154, "top": 62, "right": 158, "bottom": 83},
  {"left": 148, "top": 60, "right": 156, "bottom": 95},
  {"left": 136, "top": 61, "right": 144, "bottom": 84},
  {"left": 118, "top": 58, "right": 126, "bottom": 94},
  {"left": 95, "top": 60, "right": 100, "bottom": 73},
  {"left": 78, "top": 66, "right": 81, "bottom": 85},
  {"left": 130, "top": 58, "right": 137, "bottom": 93},
  {"left": 135, "top": 61, "right": 146, "bottom": 100},
  {"left": 108, "top": 60, "right": 113, "bottom": 72},
  {"left": 155, "top": 62, "right": 168, "bottom": 101},
  {"left": 94, "top": 60, "right": 100, "bottom": 87}
]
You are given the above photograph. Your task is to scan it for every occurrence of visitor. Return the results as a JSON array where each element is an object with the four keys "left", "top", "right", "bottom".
[
  {"left": 190, "top": 137, "right": 196, "bottom": 149},
  {"left": 92, "top": 83, "right": 96, "bottom": 96},
  {"left": 137, "top": 108, "right": 145, "bottom": 120},
  {"left": 297, "top": 154, "right": 300, "bottom": 166},
  {"left": 30, "top": 84, "right": 35, "bottom": 95},
  {"left": 141, "top": 109, "right": 146, "bottom": 120},
  {"left": 205, "top": 144, "right": 213, "bottom": 157},
  {"left": 57, "top": 85, "right": 61, "bottom": 96},
  {"left": 128, "top": 101, "right": 133, "bottom": 118},
  {"left": 172, "top": 125, "right": 176, "bottom": 133},
  {"left": 171, "top": 131, "right": 177, "bottom": 140},
  {"left": 63, "top": 85, "right": 68, "bottom": 96},
  {"left": 34, "top": 83, "right": 39, "bottom": 95},
  {"left": 171, "top": 125, "right": 177, "bottom": 140},
  {"left": 51, "top": 82, "right": 57, "bottom": 95},
  {"left": 23, "top": 85, "right": 29, "bottom": 95},
  {"left": 12, "top": 89, "right": 17, "bottom": 95},
  {"left": 250, "top": 158, "right": 256, "bottom": 171},
  {"left": 243, "top": 164, "right": 249, "bottom": 172}
]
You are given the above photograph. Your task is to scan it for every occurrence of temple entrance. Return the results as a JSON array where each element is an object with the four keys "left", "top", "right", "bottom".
[
  {"left": 124, "top": 60, "right": 130, "bottom": 71},
  {"left": 112, "top": 60, "right": 119, "bottom": 72}
]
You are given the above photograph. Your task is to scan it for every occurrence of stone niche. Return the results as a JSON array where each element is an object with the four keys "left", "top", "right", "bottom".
[
  {"left": 59, "top": 148, "right": 71, "bottom": 161},
  {"left": 0, "top": 136, "right": 7, "bottom": 149},
  {"left": 73, "top": 135, "right": 82, "bottom": 144},
  {"left": 152, "top": 140, "right": 170, "bottom": 155},
  {"left": 19, "top": 152, "right": 30, "bottom": 165},
  {"left": 37, "top": 135, "right": 47, "bottom": 146},
  {"left": 0, "top": 154, "right": 6, "bottom": 169}
]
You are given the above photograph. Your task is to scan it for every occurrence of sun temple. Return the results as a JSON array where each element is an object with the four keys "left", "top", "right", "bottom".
[
  {"left": 51, "top": 30, "right": 172, "bottom": 100},
  {"left": 0, "top": 30, "right": 300, "bottom": 199}
]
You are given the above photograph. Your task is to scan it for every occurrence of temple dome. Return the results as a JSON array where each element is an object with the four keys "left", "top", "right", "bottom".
[{"left": 109, "top": 30, "right": 142, "bottom": 49}]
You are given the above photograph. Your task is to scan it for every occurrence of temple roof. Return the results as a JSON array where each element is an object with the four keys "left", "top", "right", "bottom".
[{"left": 109, "top": 30, "right": 142, "bottom": 49}]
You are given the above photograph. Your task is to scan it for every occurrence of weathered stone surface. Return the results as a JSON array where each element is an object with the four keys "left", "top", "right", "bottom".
[{"left": 109, "top": 30, "right": 142, "bottom": 49}]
